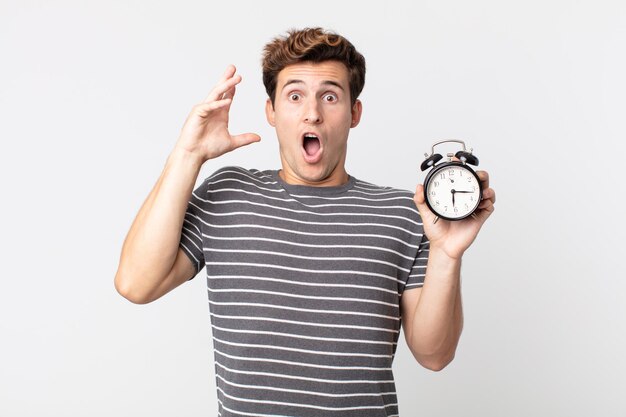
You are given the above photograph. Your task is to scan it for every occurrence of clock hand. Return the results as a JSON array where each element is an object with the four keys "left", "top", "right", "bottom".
[
  {"left": 451, "top": 189, "right": 456, "bottom": 207},
  {"left": 454, "top": 190, "right": 473, "bottom": 193}
]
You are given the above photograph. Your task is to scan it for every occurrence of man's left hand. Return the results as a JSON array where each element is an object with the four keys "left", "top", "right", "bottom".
[{"left": 413, "top": 170, "right": 496, "bottom": 260}]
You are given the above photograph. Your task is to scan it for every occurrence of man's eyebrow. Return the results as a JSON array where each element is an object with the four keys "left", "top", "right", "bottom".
[{"left": 281, "top": 79, "right": 345, "bottom": 91}]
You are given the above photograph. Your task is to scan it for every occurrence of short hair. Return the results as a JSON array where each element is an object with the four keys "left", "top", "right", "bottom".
[{"left": 261, "top": 27, "right": 366, "bottom": 108}]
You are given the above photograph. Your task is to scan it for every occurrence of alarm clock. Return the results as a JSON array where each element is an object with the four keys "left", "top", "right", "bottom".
[{"left": 420, "top": 139, "right": 482, "bottom": 223}]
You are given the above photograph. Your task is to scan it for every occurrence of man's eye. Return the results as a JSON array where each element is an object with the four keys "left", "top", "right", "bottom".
[
  {"left": 324, "top": 94, "right": 337, "bottom": 102},
  {"left": 290, "top": 93, "right": 300, "bottom": 101}
]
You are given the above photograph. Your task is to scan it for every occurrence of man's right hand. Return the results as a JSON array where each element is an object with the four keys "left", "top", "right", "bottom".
[{"left": 174, "top": 64, "right": 261, "bottom": 163}]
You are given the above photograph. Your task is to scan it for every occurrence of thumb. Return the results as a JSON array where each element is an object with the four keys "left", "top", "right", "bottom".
[
  {"left": 413, "top": 184, "right": 436, "bottom": 224},
  {"left": 414, "top": 184, "right": 426, "bottom": 205},
  {"left": 231, "top": 132, "right": 262, "bottom": 149}
]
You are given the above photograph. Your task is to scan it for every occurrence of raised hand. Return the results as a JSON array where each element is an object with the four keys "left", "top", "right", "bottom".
[{"left": 174, "top": 64, "right": 261, "bottom": 163}]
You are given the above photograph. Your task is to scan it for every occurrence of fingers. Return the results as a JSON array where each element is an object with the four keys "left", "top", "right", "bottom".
[
  {"left": 475, "top": 204, "right": 494, "bottom": 224},
  {"left": 202, "top": 65, "right": 242, "bottom": 103},
  {"left": 476, "top": 196, "right": 495, "bottom": 221},
  {"left": 221, "top": 65, "right": 238, "bottom": 101},
  {"left": 208, "top": 75, "right": 241, "bottom": 103},
  {"left": 477, "top": 167, "right": 495, "bottom": 208},
  {"left": 476, "top": 170, "right": 489, "bottom": 189},
  {"left": 223, "top": 83, "right": 237, "bottom": 102},
  {"left": 478, "top": 196, "right": 494, "bottom": 210},
  {"left": 482, "top": 187, "right": 496, "bottom": 205},
  {"left": 476, "top": 170, "right": 494, "bottom": 210},
  {"left": 220, "top": 64, "right": 236, "bottom": 81},
  {"left": 194, "top": 98, "right": 232, "bottom": 118},
  {"left": 478, "top": 187, "right": 496, "bottom": 210},
  {"left": 215, "top": 64, "right": 236, "bottom": 89}
]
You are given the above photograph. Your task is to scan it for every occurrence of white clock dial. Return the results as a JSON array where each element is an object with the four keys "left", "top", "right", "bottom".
[{"left": 425, "top": 164, "right": 481, "bottom": 220}]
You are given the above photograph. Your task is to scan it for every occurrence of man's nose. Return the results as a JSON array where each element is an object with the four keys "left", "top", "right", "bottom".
[{"left": 303, "top": 99, "right": 322, "bottom": 123}]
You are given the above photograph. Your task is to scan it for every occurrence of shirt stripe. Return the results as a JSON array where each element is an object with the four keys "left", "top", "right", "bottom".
[{"left": 178, "top": 166, "right": 429, "bottom": 417}]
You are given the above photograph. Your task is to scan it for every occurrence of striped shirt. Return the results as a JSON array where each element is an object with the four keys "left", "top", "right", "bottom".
[{"left": 179, "top": 166, "right": 430, "bottom": 417}]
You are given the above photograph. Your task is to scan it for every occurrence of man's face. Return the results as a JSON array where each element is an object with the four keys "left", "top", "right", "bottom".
[{"left": 265, "top": 60, "right": 362, "bottom": 186}]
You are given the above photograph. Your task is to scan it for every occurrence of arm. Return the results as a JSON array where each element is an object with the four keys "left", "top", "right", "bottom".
[
  {"left": 114, "top": 65, "right": 261, "bottom": 304},
  {"left": 114, "top": 149, "right": 203, "bottom": 304},
  {"left": 401, "top": 250, "right": 463, "bottom": 371},
  {"left": 402, "top": 170, "right": 495, "bottom": 370}
]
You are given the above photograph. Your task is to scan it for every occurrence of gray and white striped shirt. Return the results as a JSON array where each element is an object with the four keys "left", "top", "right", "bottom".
[{"left": 179, "top": 166, "right": 429, "bottom": 417}]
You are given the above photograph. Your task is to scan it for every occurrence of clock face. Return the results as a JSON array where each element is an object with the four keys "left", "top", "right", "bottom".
[{"left": 425, "top": 163, "right": 482, "bottom": 220}]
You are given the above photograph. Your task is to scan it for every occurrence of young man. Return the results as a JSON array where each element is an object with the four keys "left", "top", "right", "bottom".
[{"left": 115, "top": 27, "right": 495, "bottom": 416}]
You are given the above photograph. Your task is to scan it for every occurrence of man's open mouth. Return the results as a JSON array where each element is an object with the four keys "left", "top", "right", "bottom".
[
  {"left": 302, "top": 133, "right": 323, "bottom": 163},
  {"left": 303, "top": 134, "right": 321, "bottom": 156}
]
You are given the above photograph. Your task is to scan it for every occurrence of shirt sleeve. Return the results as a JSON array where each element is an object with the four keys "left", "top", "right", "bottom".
[
  {"left": 178, "top": 178, "right": 209, "bottom": 280},
  {"left": 404, "top": 232, "right": 430, "bottom": 290}
]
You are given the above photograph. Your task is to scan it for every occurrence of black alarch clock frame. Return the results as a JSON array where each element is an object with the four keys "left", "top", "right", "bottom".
[{"left": 420, "top": 139, "right": 483, "bottom": 222}]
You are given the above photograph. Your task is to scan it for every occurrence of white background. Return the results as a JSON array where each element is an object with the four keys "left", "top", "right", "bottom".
[{"left": 2, "top": 0, "right": 625, "bottom": 415}]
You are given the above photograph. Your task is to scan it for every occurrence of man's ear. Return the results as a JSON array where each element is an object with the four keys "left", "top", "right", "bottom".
[
  {"left": 265, "top": 98, "right": 276, "bottom": 127},
  {"left": 350, "top": 99, "right": 363, "bottom": 128}
]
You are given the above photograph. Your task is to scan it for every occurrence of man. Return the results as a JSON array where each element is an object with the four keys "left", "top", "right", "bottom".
[{"left": 115, "top": 27, "right": 496, "bottom": 416}]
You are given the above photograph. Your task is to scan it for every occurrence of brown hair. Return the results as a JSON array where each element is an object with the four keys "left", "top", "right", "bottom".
[{"left": 261, "top": 27, "right": 366, "bottom": 108}]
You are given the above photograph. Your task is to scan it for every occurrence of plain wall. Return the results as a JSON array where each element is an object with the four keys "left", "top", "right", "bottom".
[{"left": 1, "top": 0, "right": 625, "bottom": 415}]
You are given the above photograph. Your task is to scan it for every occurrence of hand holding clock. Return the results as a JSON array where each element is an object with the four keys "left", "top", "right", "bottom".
[{"left": 414, "top": 169, "right": 496, "bottom": 260}]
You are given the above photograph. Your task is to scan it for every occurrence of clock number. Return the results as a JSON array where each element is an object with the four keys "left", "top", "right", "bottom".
[
  {"left": 444, "top": 206, "right": 448, "bottom": 212},
  {"left": 439, "top": 173, "right": 446, "bottom": 179},
  {"left": 449, "top": 170, "right": 455, "bottom": 177},
  {"left": 435, "top": 200, "right": 440, "bottom": 206},
  {"left": 434, "top": 181, "right": 439, "bottom": 187},
  {"left": 467, "top": 177, "right": 472, "bottom": 182},
  {"left": 430, "top": 190, "right": 436, "bottom": 196},
  {"left": 454, "top": 207, "right": 458, "bottom": 213}
]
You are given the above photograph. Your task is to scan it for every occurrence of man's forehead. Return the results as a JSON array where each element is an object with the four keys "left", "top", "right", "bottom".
[{"left": 277, "top": 61, "right": 349, "bottom": 89}]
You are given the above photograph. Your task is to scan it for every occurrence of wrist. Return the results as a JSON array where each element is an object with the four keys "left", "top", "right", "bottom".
[
  {"left": 428, "top": 245, "right": 463, "bottom": 270},
  {"left": 169, "top": 145, "right": 206, "bottom": 170}
]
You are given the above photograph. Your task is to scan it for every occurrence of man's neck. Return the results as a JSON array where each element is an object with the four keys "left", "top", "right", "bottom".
[{"left": 278, "top": 169, "right": 349, "bottom": 187}]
